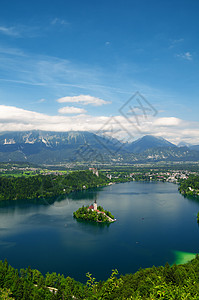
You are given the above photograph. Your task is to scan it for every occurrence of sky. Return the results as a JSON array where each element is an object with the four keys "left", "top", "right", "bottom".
[{"left": 0, "top": 0, "right": 199, "bottom": 145}]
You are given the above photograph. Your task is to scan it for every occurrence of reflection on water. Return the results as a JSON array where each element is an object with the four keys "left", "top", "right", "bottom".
[
  {"left": 182, "top": 194, "right": 199, "bottom": 204},
  {"left": 0, "top": 181, "right": 198, "bottom": 283},
  {"left": 67, "top": 188, "right": 99, "bottom": 201},
  {"left": 0, "top": 188, "right": 100, "bottom": 209},
  {"left": 0, "top": 196, "right": 60, "bottom": 208},
  {"left": 75, "top": 218, "right": 111, "bottom": 233}
]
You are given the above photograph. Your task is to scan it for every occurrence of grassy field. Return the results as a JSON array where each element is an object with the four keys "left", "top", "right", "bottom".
[{"left": 0, "top": 162, "right": 70, "bottom": 177}]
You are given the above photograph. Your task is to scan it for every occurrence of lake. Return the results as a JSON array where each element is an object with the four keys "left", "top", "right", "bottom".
[{"left": 0, "top": 181, "right": 199, "bottom": 283}]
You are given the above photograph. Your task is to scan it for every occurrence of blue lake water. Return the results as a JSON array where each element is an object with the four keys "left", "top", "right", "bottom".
[{"left": 0, "top": 181, "right": 199, "bottom": 283}]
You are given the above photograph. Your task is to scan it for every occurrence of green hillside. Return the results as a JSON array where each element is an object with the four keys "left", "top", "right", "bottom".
[
  {"left": 1, "top": 255, "right": 199, "bottom": 299},
  {"left": 0, "top": 170, "right": 109, "bottom": 201}
]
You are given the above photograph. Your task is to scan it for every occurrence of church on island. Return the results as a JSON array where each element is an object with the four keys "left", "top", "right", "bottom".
[
  {"left": 88, "top": 200, "right": 104, "bottom": 213},
  {"left": 88, "top": 200, "right": 116, "bottom": 222},
  {"left": 73, "top": 199, "right": 116, "bottom": 223}
]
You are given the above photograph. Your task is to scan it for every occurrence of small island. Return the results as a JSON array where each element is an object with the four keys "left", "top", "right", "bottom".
[{"left": 73, "top": 200, "right": 116, "bottom": 223}]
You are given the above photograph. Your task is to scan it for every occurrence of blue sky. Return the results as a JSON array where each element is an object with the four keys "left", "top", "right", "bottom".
[{"left": 0, "top": 0, "right": 199, "bottom": 144}]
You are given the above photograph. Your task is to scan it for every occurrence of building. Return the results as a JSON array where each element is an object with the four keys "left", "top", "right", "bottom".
[
  {"left": 88, "top": 199, "right": 98, "bottom": 211},
  {"left": 94, "top": 199, "right": 97, "bottom": 210},
  {"left": 89, "top": 167, "right": 99, "bottom": 177}
]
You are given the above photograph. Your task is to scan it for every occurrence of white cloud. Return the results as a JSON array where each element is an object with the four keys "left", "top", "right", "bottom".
[
  {"left": 0, "top": 24, "right": 43, "bottom": 39},
  {"left": 153, "top": 117, "right": 182, "bottom": 127},
  {"left": 0, "top": 53, "right": 114, "bottom": 97},
  {"left": 58, "top": 106, "right": 87, "bottom": 114},
  {"left": 0, "top": 105, "right": 106, "bottom": 132},
  {"left": 0, "top": 105, "right": 199, "bottom": 145},
  {"left": 0, "top": 26, "right": 19, "bottom": 37},
  {"left": 169, "top": 38, "right": 184, "bottom": 49},
  {"left": 57, "top": 95, "right": 111, "bottom": 106},
  {"left": 176, "top": 52, "right": 192, "bottom": 61},
  {"left": 172, "top": 38, "right": 184, "bottom": 44},
  {"left": 51, "top": 18, "right": 69, "bottom": 26},
  {"left": 0, "top": 46, "right": 24, "bottom": 56},
  {"left": 37, "top": 98, "right": 46, "bottom": 103},
  {"left": 0, "top": 47, "right": 167, "bottom": 108}
]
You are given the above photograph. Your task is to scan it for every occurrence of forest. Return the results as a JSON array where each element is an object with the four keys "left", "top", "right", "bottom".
[
  {"left": 0, "top": 170, "right": 109, "bottom": 201},
  {"left": 1, "top": 255, "right": 199, "bottom": 299}
]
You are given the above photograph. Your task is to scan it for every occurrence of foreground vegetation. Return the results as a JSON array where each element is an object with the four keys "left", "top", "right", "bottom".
[
  {"left": 73, "top": 205, "right": 115, "bottom": 223},
  {"left": 0, "top": 170, "right": 109, "bottom": 201},
  {"left": 1, "top": 255, "right": 199, "bottom": 299}
]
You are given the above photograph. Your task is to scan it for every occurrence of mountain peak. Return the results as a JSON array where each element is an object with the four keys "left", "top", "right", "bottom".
[{"left": 126, "top": 135, "right": 176, "bottom": 153}]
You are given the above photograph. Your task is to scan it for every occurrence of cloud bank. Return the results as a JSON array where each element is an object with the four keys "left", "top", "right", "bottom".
[
  {"left": 0, "top": 105, "right": 199, "bottom": 145},
  {"left": 58, "top": 106, "right": 87, "bottom": 114}
]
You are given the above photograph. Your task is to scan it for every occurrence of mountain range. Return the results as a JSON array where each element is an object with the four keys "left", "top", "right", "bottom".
[{"left": 0, "top": 130, "right": 198, "bottom": 164}]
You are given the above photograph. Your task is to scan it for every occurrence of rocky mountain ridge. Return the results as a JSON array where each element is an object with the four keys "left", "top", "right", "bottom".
[{"left": 0, "top": 130, "right": 198, "bottom": 164}]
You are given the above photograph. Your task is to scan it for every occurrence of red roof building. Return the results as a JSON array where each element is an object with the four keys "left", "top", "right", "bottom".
[{"left": 88, "top": 205, "right": 94, "bottom": 210}]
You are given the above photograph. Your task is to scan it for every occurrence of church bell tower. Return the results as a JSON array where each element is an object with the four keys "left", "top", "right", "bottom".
[{"left": 94, "top": 199, "right": 97, "bottom": 211}]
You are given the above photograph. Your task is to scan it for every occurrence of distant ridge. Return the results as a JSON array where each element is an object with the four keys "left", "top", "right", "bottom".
[
  {"left": 178, "top": 141, "right": 192, "bottom": 148},
  {"left": 177, "top": 141, "right": 199, "bottom": 152},
  {"left": 0, "top": 131, "right": 198, "bottom": 164},
  {"left": 190, "top": 145, "right": 199, "bottom": 152}
]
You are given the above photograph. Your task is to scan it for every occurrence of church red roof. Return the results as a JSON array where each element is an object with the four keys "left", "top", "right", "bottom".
[{"left": 88, "top": 205, "right": 94, "bottom": 209}]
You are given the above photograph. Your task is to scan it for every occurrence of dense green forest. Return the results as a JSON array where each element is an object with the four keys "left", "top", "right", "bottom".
[
  {"left": 73, "top": 205, "right": 115, "bottom": 223},
  {"left": 0, "top": 170, "right": 109, "bottom": 201},
  {"left": 1, "top": 255, "right": 199, "bottom": 299},
  {"left": 178, "top": 175, "right": 199, "bottom": 196}
]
